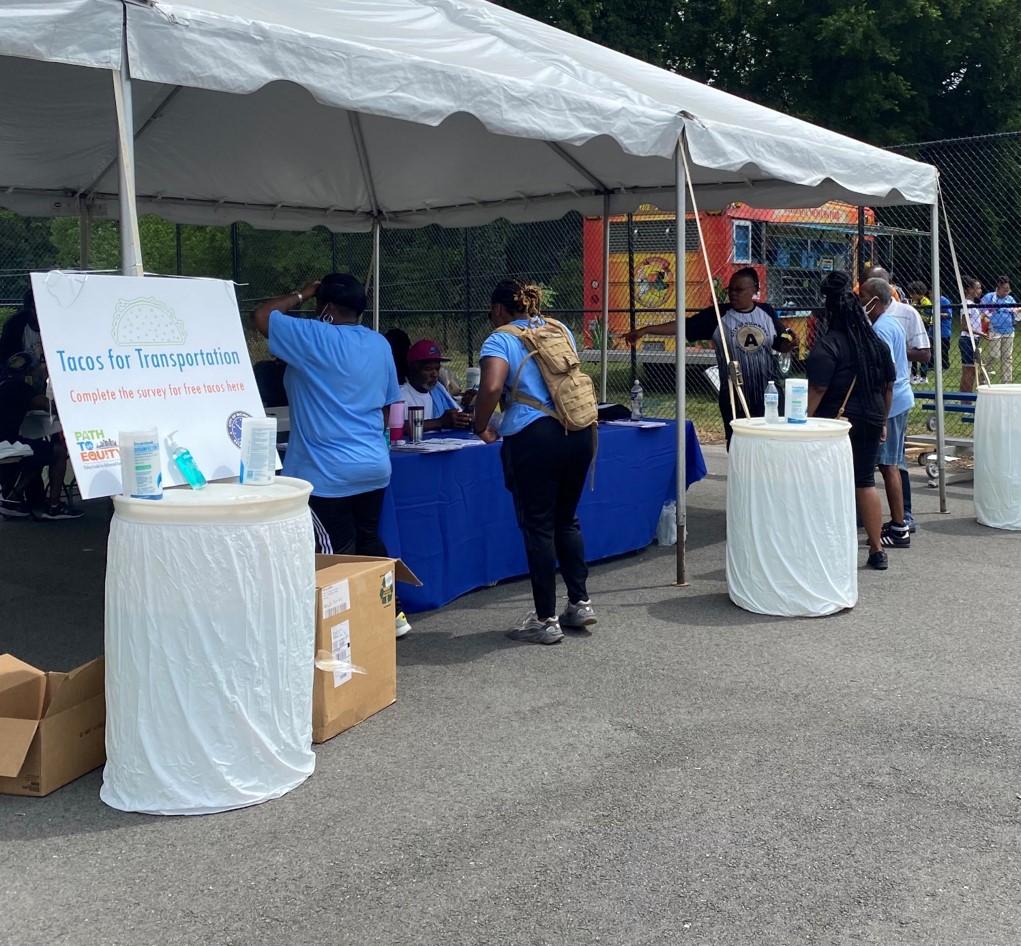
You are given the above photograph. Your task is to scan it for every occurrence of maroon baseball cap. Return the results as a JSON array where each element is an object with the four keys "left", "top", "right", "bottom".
[{"left": 407, "top": 339, "right": 450, "bottom": 364}]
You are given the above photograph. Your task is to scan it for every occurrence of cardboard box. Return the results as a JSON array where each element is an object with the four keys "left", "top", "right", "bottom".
[
  {"left": 313, "top": 555, "right": 420, "bottom": 744},
  {"left": 0, "top": 654, "right": 106, "bottom": 797}
]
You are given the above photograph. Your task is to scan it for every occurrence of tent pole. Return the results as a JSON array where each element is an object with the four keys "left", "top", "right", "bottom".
[
  {"left": 599, "top": 194, "right": 611, "bottom": 401},
  {"left": 372, "top": 217, "right": 381, "bottom": 332},
  {"left": 931, "top": 200, "right": 947, "bottom": 512},
  {"left": 78, "top": 198, "right": 91, "bottom": 270},
  {"left": 112, "top": 24, "right": 143, "bottom": 277},
  {"left": 674, "top": 140, "right": 688, "bottom": 587}
]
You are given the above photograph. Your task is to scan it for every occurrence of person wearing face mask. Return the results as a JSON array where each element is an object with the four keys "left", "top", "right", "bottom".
[
  {"left": 859, "top": 278, "right": 913, "bottom": 550},
  {"left": 806, "top": 272, "right": 896, "bottom": 571},
  {"left": 253, "top": 274, "right": 412, "bottom": 638},
  {"left": 623, "top": 266, "right": 797, "bottom": 446}
]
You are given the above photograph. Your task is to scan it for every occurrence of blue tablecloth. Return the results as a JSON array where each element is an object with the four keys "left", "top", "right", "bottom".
[{"left": 379, "top": 420, "right": 705, "bottom": 612}]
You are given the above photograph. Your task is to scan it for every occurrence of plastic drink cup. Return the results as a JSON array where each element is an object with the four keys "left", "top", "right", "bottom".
[
  {"left": 408, "top": 405, "right": 425, "bottom": 443},
  {"left": 389, "top": 400, "right": 407, "bottom": 443},
  {"left": 465, "top": 366, "right": 481, "bottom": 390}
]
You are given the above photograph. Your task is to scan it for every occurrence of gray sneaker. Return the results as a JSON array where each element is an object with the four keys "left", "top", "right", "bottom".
[
  {"left": 507, "top": 613, "right": 564, "bottom": 645},
  {"left": 560, "top": 599, "right": 597, "bottom": 630}
]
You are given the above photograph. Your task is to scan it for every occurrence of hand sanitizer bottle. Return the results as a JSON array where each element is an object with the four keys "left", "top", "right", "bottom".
[{"left": 166, "top": 431, "right": 207, "bottom": 490}]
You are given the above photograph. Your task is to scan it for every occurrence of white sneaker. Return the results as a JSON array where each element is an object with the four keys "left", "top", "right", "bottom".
[{"left": 395, "top": 611, "right": 411, "bottom": 638}]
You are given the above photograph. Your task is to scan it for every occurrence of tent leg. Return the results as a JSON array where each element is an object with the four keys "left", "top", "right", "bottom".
[
  {"left": 599, "top": 194, "right": 611, "bottom": 402},
  {"left": 674, "top": 141, "right": 688, "bottom": 587},
  {"left": 112, "top": 28, "right": 143, "bottom": 277},
  {"left": 372, "top": 217, "right": 381, "bottom": 332},
  {"left": 931, "top": 201, "right": 947, "bottom": 512}
]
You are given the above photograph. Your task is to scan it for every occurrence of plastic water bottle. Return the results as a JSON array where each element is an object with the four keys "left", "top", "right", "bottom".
[
  {"left": 630, "top": 380, "right": 644, "bottom": 420},
  {"left": 764, "top": 380, "right": 779, "bottom": 424}
]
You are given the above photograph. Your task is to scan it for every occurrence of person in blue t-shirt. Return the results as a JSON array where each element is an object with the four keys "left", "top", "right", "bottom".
[
  {"left": 472, "top": 279, "right": 596, "bottom": 645},
  {"left": 980, "top": 275, "right": 1018, "bottom": 383},
  {"left": 253, "top": 273, "right": 410, "bottom": 634},
  {"left": 860, "top": 278, "right": 912, "bottom": 550}
]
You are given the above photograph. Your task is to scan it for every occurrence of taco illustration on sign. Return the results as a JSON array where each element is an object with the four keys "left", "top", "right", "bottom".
[{"left": 111, "top": 297, "right": 187, "bottom": 346}]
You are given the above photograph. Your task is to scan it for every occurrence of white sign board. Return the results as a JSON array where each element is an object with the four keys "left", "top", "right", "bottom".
[{"left": 32, "top": 273, "right": 270, "bottom": 499}]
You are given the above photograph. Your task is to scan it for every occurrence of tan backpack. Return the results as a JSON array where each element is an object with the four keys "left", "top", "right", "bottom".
[{"left": 496, "top": 317, "right": 598, "bottom": 431}]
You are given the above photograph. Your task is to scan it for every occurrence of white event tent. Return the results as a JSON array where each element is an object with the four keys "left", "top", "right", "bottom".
[{"left": 0, "top": 0, "right": 948, "bottom": 579}]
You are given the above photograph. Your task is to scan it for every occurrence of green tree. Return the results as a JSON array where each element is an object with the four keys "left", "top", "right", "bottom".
[{"left": 494, "top": 0, "right": 1021, "bottom": 145}]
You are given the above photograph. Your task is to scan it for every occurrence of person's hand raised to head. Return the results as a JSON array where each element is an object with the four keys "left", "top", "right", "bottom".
[{"left": 299, "top": 280, "right": 321, "bottom": 301}]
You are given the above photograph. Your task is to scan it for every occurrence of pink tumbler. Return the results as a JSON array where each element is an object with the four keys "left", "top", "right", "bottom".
[{"left": 389, "top": 400, "right": 407, "bottom": 443}]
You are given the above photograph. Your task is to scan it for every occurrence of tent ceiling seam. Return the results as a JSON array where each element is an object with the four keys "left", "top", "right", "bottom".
[
  {"left": 349, "top": 112, "right": 380, "bottom": 218},
  {"left": 82, "top": 85, "right": 184, "bottom": 198},
  {"left": 544, "top": 142, "right": 608, "bottom": 192}
]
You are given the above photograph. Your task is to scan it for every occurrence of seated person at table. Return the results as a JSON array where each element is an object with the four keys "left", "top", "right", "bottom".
[
  {"left": 0, "top": 352, "right": 80, "bottom": 520},
  {"left": 0, "top": 289, "right": 43, "bottom": 364},
  {"left": 400, "top": 340, "right": 472, "bottom": 431},
  {"left": 252, "top": 357, "right": 288, "bottom": 407},
  {"left": 385, "top": 328, "right": 411, "bottom": 385}
]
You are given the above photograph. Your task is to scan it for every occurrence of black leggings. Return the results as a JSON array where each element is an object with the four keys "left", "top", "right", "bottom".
[
  {"left": 309, "top": 489, "right": 388, "bottom": 556},
  {"left": 501, "top": 418, "right": 595, "bottom": 619}
]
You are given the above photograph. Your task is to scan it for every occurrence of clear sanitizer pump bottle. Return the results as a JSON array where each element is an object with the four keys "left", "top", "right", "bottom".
[{"left": 166, "top": 431, "right": 207, "bottom": 490}]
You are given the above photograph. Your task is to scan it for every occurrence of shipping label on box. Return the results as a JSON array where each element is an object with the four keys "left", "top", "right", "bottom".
[
  {"left": 312, "top": 555, "right": 419, "bottom": 744},
  {"left": 322, "top": 579, "right": 351, "bottom": 621}
]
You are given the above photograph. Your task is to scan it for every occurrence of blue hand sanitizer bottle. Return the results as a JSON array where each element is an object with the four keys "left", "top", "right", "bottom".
[{"left": 166, "top": 431, "right": 207, "bottom": 490}]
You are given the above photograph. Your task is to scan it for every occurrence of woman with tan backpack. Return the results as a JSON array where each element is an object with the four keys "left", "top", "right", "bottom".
[{"left": 472, "top": 279, "right": 598, "bottom": 645}]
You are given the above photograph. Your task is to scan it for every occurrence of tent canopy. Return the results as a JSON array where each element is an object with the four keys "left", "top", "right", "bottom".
[{"left": 0, "top": 0, "right": 937, "bottom": 231}]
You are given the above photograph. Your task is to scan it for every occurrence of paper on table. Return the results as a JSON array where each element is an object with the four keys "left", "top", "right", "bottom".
[
  {"left": 391, "top": 437, "right": 487, "bottom": 453},
  {"left": 604, "top": 420, "right": 668, "bottom": 429}
]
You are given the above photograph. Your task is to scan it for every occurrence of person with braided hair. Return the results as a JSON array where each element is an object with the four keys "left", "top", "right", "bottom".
[
  {"left": 474, "top": 278, "right": 596, "bottom": 645},
  {"left": 805, "top": 272, "right": 896, "bottom": 571}
]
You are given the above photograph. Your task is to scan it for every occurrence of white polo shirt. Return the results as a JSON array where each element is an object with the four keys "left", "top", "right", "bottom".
[{"left": 885, "top": 301, "right": 930, "bottom": 354}]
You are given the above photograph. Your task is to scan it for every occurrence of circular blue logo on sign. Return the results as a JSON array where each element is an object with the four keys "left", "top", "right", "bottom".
[{"left": 227, "top": 410, "right": 251, "bottom": 447}]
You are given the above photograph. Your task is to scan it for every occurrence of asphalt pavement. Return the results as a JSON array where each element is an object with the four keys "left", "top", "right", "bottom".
[{"left": 2, "top": 446, "right": 1020, "bottom": 946}]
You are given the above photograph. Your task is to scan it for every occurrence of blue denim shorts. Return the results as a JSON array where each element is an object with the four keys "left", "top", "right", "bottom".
[{"left": 876, "top": 409, "right": 908, "bottom": 467}]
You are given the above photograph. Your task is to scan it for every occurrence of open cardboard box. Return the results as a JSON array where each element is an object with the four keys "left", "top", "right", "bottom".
[
  {"left": 313, "top": 555, "right": 420, "bottom": 744},
  {"left": 0, "top": 654, "right": 106, "bottom": 797}
]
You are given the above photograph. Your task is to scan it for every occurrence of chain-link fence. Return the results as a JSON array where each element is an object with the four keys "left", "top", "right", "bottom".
[{"left": 3, "top": 132, "right": 1018, "bottom": 443}]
